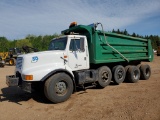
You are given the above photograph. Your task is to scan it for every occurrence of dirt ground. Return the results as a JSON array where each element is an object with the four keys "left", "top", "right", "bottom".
[{"left": 0, "top": 55, "right": 160, "bottom": 120}]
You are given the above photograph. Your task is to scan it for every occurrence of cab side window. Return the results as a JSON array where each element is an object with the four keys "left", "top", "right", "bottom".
[{"left": 69, "top": 38, "right": 85, "bottom": 52}]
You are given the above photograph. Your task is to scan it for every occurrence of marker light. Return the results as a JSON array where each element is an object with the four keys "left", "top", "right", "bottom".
[
  {"left": 69, "top": 22, "right": 77, "bottom": 28},
  {"left": 64, "top": 55, "right": 67, "bottom": 58},
  {"left": 25, "top": 75, "right": 33, "bottom": 80}
]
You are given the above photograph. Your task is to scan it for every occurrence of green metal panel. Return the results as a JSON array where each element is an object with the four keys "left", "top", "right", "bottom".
[{"left": 62, "top": 25, "right": 153, "bottom": 64}]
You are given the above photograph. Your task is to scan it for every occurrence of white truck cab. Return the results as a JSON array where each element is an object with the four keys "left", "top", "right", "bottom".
[
  {"left": 16, "top": 35, "right": 89, "bottom": 82},
  {"left": 6, "top": 34, "right": 92, "bottom": 103}
]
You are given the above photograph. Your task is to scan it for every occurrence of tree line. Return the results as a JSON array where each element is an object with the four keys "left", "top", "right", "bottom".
[
  {"left": 0, "top": 29, "right": 160, "bottom": 52},
  {"left": 0, "top": 34, "right": 59, "bottom": 52}
]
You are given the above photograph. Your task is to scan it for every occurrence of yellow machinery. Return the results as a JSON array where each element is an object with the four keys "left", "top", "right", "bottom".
[
  {"left": 0, "top": 52, "right": 9, "bottom": 60},
  {"left": 0, "top": 48, "right": 21, "bottom": 66},
  {"left": 0, "top": 52, "right": 8, "bottom": 67}
]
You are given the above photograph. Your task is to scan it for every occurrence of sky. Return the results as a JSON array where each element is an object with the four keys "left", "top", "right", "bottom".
[{"left": 0, "top": 0, "right": 160, "bottom": 40}]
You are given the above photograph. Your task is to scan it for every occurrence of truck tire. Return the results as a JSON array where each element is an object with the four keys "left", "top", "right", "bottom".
[
  {"left": 137, "top": 64, "right": 141, "bottom": 69},
  {"left": 44, "top": 73, "right": 73, "bottom": 103},
  {"left": 140, "top": 64, "right": 151, "bottom": 80},
  {"left": 97, "top": 66, "right": 112, "bottom": 88},
  {"left": 9, "top": 58, "right": 16, "bottom": 66},
  {"left": 112, "top": 65, "right": 126, "bottom": 85},
  {"left": 125, "top": 65, "right": 131, "bottom": 72},
  {"left": 127, "top": 66, "right": 140, "bottom": 83}
]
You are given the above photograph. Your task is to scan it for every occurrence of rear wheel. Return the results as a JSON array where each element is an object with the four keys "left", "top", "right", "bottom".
[
  {"left": 140, "top": 64, "right": 151, "bottom": 80},
  {"left": 127, "top": 66, "right": 140, "bottom": 83},
  {"left": 44, "top": 73, "right": 73, "bottom": 103},
  {"left": 125, "top": 65, "right": 131, "bottom": 72},
  {"left": 97, "top": 66, "right": 112, "bottom": 88},
  {"left": 112, "top": 65, "right": 126, "bottom": 85}
]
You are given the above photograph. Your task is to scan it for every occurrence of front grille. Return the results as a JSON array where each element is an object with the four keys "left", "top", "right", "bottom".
[{"left": 16, "top": 57, "right": 23, "bottom": 69}]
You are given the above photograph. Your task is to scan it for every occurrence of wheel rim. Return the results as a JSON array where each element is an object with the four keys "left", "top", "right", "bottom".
[
  {"left": 117, "top": 69, "right": 124, "bottom": 80},
  {"left": 55, "top": 81, "right": 67, "bottom": 96},
  {"left": 101, "top": 71, "right": 109, "bottom": 82},
  {"left": 133, "top": 70, "right": 139, "bottom": 80}
]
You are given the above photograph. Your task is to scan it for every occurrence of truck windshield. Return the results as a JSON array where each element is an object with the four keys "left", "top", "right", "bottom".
[{"left": 48, "top": 37, "right": 67, "bottom": 50}]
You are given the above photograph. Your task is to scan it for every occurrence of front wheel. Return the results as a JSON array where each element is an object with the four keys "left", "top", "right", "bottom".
[{"left": 44, "top": 73, "right": 73, "bottom": 103}]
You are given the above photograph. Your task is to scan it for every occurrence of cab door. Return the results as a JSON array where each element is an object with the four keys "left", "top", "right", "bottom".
[{"left": 67, "top": 36, "right": 89, "bottom": 71}]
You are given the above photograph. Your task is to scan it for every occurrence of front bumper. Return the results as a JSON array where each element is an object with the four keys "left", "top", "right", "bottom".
[{"left": 6, "top": 75, "right": 31, "bottom": 93}]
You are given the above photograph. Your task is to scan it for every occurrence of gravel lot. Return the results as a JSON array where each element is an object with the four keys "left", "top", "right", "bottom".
[{"left": 0, "top": 55, "right": 160, "bottom": 120}]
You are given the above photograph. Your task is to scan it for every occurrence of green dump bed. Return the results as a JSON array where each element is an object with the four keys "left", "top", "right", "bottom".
[{"left": 62, "top": 24, "right": 153, "bottom": 64}]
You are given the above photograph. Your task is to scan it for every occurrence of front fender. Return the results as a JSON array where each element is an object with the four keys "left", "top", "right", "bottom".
[{"left": 40, "top": 68, "right": 74, "bottom": 82}]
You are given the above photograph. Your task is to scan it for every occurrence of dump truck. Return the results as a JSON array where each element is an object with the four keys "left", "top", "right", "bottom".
[{"left": 6, "top": 22, "right": 153, "bottom": 103}]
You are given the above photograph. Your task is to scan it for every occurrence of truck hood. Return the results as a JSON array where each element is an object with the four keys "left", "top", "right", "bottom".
[{"left": 18, "top": 50, "right": 66, "bottom": 71}]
